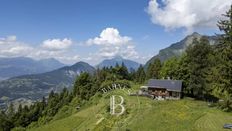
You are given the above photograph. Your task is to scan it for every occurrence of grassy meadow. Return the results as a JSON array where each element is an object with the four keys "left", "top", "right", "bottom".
[{"left": 27, "top": 86, "right": 232, "bottom": 131}]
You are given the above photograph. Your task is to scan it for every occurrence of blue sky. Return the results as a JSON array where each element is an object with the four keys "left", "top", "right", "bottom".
[{"left": 0, "top": 0, "right": 231, "bottom": 65}]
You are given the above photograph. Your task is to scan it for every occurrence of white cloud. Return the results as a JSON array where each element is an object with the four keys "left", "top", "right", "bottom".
[
  {"left": 147, "top": 0, "right": 232, "bottom": 32},
  {"left": 85, "top": 27, "right": 141, "bottom": 62},
  {"left": 85, "top": 44, "right": 150, "bottom": 65},
  {"left": 0, "top": 31, "right": 146, "bottom": 65},
  {"left": 0, "top": 36, "right": 34, "bottom": 57},
  {"left": 0, "top": 36, "right": 80, "bottom": 64},
  {"left": 122, "top": 45, "right": 139, "bottom": 59},
  {"left": 1, "top": 46, "right": 33, "bottom": 55},
  {"left": 55, "top": 55, "right": 80, "bottom": 63},
  {"left": 94, "top": 43, "right": 139, "bottom": 61},
  {"left": 0, "top": 35, "right": 17, "bottom": 44},
  {"left": 86, "top": 28, "right": 132, "bottom": 46},
  {"left": 98, "top": 47, "right": 118, "bottom": 58},
  {"left": 6, "top": 35, "right": 17, "bottom": 42},
  {"left": 42, "top": 38, "right": 72, "bottom": 50}
]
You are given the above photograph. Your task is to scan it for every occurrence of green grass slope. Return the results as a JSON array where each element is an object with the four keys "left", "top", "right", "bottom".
[{"left": 28, "top": 89, "right": 232, "bottom": 131}]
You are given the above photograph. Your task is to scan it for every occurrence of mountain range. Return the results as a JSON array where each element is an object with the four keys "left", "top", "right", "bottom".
[
  {"left": 0, "top": 61, "right": 95, "bottom": 107},
  {"left": 0, "top": 57, "right": 65, "bottom": 80},
  {"left": 0, "top": 32, "right": 220, "bottom": 108},
  {"left": 0, "top": 56, "right": 141, "bottom": 108},
  {"left": 97, "top": 56, "right": 141, "bottom": 71}
]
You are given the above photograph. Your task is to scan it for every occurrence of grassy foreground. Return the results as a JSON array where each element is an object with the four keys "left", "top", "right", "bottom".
[{"left": 28, "top": 89, "right": 232, "bottom": 131}]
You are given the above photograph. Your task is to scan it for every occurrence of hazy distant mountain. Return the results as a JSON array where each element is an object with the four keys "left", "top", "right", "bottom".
[
  {"left": 145, "top": 32, "right": 219, "bottom": 68},
  {"left": 0, "top": 61, "right": 95, "bottom": 105},
  {"left": 97, "top": 56, "right": 141, "bottom": 71},
  {"left": 0, "top": 57, "right": 65, "bottom": 80}
]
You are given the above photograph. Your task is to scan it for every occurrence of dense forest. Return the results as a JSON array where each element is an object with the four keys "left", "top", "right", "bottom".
[{"left": 0, "top": 5, "right": 232, "bottom": 131}]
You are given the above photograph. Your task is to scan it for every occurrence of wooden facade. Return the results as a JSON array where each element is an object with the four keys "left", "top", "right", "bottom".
[
  {"left": 140, "top": 79, "right": 182, "bottom": 100},
  {"left": 148, "top": 87, "right": 181, "bottom": 99}
]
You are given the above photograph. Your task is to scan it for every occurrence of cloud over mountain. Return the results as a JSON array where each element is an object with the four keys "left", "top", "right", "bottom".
[
  {"left": 0, "top": 36, "right": 79, "bottom": 64},
  {"left": 0, "top": 28, "right": 147, "bottom": 65},
  {"left": 86, "top": 28, "right": 131, "bottom": 46},
  {"left": 85, "top": 27, "right": 141, "bottom": 62},
  {"left": 147, "top": 0, "right": 232, "bottom": 32},
  {"left": 0, "top": 36, "right": 34, "bottom": 57},
  {"left": 42, "top": 38, "right": 72, "bottom": 50}
]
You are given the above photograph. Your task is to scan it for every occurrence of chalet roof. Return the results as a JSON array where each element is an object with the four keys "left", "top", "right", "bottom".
[{"left": 147, "top": 79, "right": 182, "bottom": 92}]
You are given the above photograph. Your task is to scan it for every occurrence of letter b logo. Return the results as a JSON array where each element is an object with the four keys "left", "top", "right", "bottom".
[{"left": 110, "top": 95, "right": 125, "bottom": 116}]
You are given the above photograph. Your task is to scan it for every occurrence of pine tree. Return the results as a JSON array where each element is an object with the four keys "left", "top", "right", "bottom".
[
  {"left": 146, "top": 63, "right": 153, "bottom": 79},
  {"left": 0, "top": 110, "right": 13, "bottom": 131},
  {"left": 211, "top": 5, "right": 232, "bottom": 111},
  {"left": 153, "top": 58, "right": 162, "bottom": 79},
  {"left": 136, "top": 65, "right": 146, "bottom": 83},
  {"left": 73, "top": 72, "right": 93, "bottom": 100},
  {"left": 176, "top": 54, "right": 191, "bottom": 95},
  {"left": 119, "top": 62, "right": 129, "bottom": 80},
  {"left": 7, "top": 103, "right": 15, "bottom": 119},
  {"left": 186, "top": 37, "right": 212, "bottom": 98},
  {"left": 218, "top": 5, "right": 232, "bottom": 42},
  {"left": 18, "top": 104, "right": 23, "bottom": 114},
  {"left": 146, "top": 58, "right": 161, "bottom": 79}
]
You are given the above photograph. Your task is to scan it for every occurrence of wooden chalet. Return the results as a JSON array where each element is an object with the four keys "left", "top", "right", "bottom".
[{"left": 140, "top": 79, "right": 182, "bottom": 100}]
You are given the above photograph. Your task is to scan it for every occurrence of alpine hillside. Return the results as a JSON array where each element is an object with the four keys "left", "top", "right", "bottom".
[
  {"left": 145, "top": 32, "right": 219, "bottom": 68},
  {"left": 0, "top": 61, "right": 95, "bottom": 108}
]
